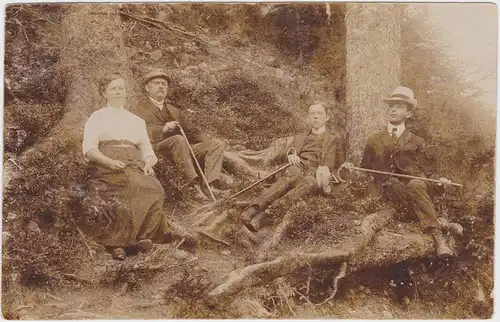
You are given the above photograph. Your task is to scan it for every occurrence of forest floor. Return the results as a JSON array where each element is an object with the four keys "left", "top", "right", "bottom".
[{"left": 4, "top": 204, "right": 492, "bottom": 319}]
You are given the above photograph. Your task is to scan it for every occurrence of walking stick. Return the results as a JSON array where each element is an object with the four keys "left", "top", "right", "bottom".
[
  {"left": 178, "top": 125, "right": 217, "bottom": 202},
  {"left": 337, "top": 163, "right": 463, "bottom": 187},
  {"left": 226, "top": 164, "right": 291, "bottom": 201}
]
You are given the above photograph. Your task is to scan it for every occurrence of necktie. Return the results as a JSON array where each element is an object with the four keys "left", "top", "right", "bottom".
[{"left": 391, "top": 127, "right": 398, "bottom": 139}]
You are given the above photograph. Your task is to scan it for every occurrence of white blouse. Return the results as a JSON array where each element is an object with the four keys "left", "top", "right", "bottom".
[{"left": 82, "top": 106, "right": 157, "bottom": 165}]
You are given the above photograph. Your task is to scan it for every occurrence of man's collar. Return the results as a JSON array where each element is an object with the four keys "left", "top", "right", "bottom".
[
  {"left": 311, "top": 126, "right": 326, "bottom": 135},
  {"left": 149, "top": 96, "right": 165, "bottom": 110},
  {"left": 387, "top": 122, "right": 406, "bottom": 137}
]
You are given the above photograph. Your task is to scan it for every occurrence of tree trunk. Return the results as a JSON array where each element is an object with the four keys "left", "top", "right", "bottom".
[
  {"left": 344, "top": 3, "right": 402, "bottom": 163},
  {"left": 21, "top": 4, "right": 129, "bottom": 161}
]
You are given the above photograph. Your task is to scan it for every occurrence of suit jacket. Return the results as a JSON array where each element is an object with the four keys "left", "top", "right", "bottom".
[
  {"left": 289, "top": 130, "right": 345, "bottom": 172},
  {"left": 361, "top": 128, "right": 433, "bottom": 183},
  {"left": 129, "top": 97, "right": 207, "bottom": 144}
]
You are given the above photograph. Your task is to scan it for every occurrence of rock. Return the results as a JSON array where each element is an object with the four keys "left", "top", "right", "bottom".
[
  {"left": 221, "top": 250, "right": 231, "bottom": 256},
  {"left": 173, "top": 249, "right": 189, "bottom": 259},
  {"left": 176, "top": 53, "right": 190, "bottom": 67},
  {"left": 232, "top": 299, "right": 271, "bottom": 318},
  {"left": 275, "top": 68, "right": 284, "bottom": 79},
  {"left": 353, "top": 220, "right": 361, "bottom": 226},
  {"left": 3, "top": 232, "right": 11, "bottom": 244},
  {"left": 165, "top": 46, "right": 180, "bottom": 53},
  {"left": 7, "top": 212, "right": 17, "bottom": 221},
  {"left": 382, "top": 310, "right": 393, "bottom": 319},
  {"left": 27, "top": 220, "right": 40, "bottom": 233},
  {"left": 150, "top": 50, "right": 163, "bottom": 61},
  {"left": 198, "top": 62, "right": 209, "bottom": 73},
  {"left": 144, "top": 41, "right": 152, "bottom": 51},
  {"left": 155, "top": 10, "right": 170, "bottom": 21}
]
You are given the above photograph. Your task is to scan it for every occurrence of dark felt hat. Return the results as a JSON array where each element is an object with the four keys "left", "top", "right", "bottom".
[{"left": 144, "top": 70, "right": 171, "bottom": 84}]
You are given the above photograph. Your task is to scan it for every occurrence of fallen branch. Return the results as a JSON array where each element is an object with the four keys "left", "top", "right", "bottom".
[
  {"left": 62, "top": 273, "right": 93, "bottom": 284},
  {"left": 76, "top": 227, "right": 95, "bottom": 260},
  {"left": 59, "top": 310, "right": 107, "bottom": 319},
  {"left": 119, "top": 10, "right": 204, "bottom": 43},
  {"left": 196, "top": 229, "right": 231, "bottom": 246}
]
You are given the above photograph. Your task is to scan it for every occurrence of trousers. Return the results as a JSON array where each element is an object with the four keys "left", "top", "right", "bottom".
[
  {"left": 381, "top": 177, "right": 439, "bottom": 232},
  {"left": 155, "top": 135, "right": 225, "bottom": 184},
  {"left": 250, "top": 165, "right": 317, "bottom": 211}
]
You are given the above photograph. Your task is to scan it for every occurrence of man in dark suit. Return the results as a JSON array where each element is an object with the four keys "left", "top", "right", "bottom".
[
  {"left": 240, "top": 101, "right": 345, "bottom": 232},
  {"left": 357, "top": 86, "right": 462, "bottom": 258},
  {"left": 130, "top": 70, "right": 228, "bottom": 201}
]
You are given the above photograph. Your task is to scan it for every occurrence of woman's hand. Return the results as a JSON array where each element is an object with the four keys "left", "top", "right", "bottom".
[
  {"left": 144, "top": 163, "right": 155, "bottom": 176},
  {"left": 107, "top": 159, "right": 127, "bottom": 170}
]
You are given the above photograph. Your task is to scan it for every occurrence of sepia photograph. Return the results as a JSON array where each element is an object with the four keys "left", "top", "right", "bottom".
[{"left": 1, "top": 1, "right": 496, "bottom": 319}]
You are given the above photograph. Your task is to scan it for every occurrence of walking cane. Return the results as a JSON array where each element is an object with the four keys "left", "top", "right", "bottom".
[
  {"left": 226, "top": 164, "right": 291, "bottom": 201},
  {"left": 178, "top": 125, "right": 217, "bottom": 202},
  {"left": 337, "top": 163, "right": 464, "bottom": 187}
]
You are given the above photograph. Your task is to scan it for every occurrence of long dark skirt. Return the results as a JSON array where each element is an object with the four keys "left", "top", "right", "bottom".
[{"left": 85, "top": 140, "right": 167, "bottom": 248}]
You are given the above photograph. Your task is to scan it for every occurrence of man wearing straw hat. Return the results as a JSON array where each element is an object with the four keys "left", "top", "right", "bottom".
[
  {"left": 354, "top": 86, "right": 463, "bottom": 258},
  {"left": 130, "top": 70, "right": 229, "bottom": 202}
]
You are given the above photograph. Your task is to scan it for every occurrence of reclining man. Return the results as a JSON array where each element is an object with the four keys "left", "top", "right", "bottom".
[
  {"left": 240, "top": 101, "right": 345, "bottom": 233},
  {"left": 346, "top": 86, "right": 463, "bottom": 258},
  {"left": 130, "top": 70, "right": 230, "bottom": 202}
]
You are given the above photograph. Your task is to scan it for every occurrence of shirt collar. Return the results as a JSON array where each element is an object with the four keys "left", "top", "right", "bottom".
[
  {"left": 311, "top": 126, "right": 326, "bottom": 135},
  {"left": 149, "top": 97, "right": 165, "bottom": 110},
  {"left": 387, "top": 123, "right": 405, "bottom": 138},
  {"left": 106, "top": 103, "right": 124, "bottom": 109}
]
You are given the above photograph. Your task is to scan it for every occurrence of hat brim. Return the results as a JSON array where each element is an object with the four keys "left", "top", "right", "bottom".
[
  {"left": 383, "top": 97, "right": 417, "bottom": 109},
  {"left": 144, "top": 73, "right": 171, "bottom": 85}
]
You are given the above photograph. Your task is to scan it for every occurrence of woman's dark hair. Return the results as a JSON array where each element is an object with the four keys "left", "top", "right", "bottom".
[{"left": 98, "top": 73, "right": 124, "bottom": 96}]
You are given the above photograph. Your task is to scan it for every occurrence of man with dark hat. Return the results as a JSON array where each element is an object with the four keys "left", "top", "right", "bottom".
[
  {"left": 347, "top": 86, "right": 463, "bottom": 258},
  {"left": 130, "top": 70, "right": 229, "bottom": 201}
]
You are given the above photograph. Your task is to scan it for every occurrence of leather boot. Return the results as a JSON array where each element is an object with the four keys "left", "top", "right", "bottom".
[
  {"left": 438, "top": 217, "right": 464, "bottom": 236},
  {"left": 431, "top": 228, "right": 454, "bottom": 258},
  {"left": 240, "top": 206, "right": 261, "bottom": 231},
  {"left": 249, "top": 211, "right": 266, "bottom": 232}
]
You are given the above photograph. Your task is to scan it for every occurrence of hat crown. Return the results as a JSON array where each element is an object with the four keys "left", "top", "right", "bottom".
[
  {"left": 144, "top": 69, "right": 170, "bottom": 84},
  {"left": 390, "top": 86, "right": 415, "bottom": 100}
]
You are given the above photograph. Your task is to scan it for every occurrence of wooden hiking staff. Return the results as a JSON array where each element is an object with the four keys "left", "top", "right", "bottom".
[
  {"left": 337, "top": 163, "right": 463, "bottom": 187},
  {"left": 178, "top": 125, "right": 217, "bottom": 202}
]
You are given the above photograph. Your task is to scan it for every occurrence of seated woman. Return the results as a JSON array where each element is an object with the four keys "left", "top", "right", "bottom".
[{"left": 82, "top": 73, "right": 171, "bottom": 260}]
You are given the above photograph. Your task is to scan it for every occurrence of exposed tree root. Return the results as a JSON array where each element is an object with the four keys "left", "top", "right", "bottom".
[{"left": 208, "top": 209, "right": 395, "bottom": 300}]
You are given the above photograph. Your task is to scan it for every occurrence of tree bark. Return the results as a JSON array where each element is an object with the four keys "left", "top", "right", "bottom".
[
  {"left": 345, "top": 3, "right": 402, "bottom": 163},
  {"left": 21, "top": 4, "right": 129, "bottom": 162}
]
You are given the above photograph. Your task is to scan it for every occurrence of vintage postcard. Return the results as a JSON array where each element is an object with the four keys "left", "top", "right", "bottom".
[{"left": 2, "top": 1, "right": 496, "bottom": 319}]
